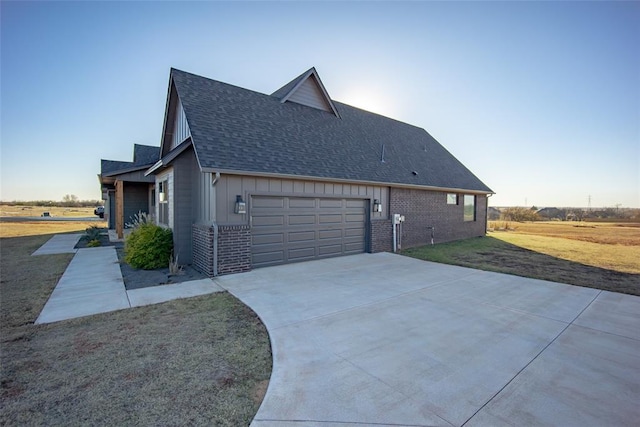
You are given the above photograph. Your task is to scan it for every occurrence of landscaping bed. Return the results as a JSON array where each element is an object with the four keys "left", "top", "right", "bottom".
[{"left": 74, "top": 227, "right": 208, "bottom": 290}]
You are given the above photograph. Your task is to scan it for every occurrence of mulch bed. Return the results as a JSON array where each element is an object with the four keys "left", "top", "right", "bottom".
[{"left": 75, "top": 228, "right": 207, "bottom": 290}]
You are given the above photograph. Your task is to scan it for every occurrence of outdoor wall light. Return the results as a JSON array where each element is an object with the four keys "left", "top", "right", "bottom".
[
  {"left": 373, "top": 199, "right": 382, "bottom": 213},
  {"left": 234, "top": 195, "right": 247, "bottom": 214}
]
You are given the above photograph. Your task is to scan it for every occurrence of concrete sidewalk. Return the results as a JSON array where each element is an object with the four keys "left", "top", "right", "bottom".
[
  {"left": 35, "top": 236, "right": 223, "bottom": 324},
  {"left": 36, "top": 246, "right": 130, "bottom": 324},
  {"left": 218, "top": 252, "right": 640, "bottom": 427},
  {"left": 31, "top": 233, "right": 82, "bottom": 255}
]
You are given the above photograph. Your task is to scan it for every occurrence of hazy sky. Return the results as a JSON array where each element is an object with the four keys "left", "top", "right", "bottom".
[{"left": 1, "top": 1, "right": 638, "bottom": 208}]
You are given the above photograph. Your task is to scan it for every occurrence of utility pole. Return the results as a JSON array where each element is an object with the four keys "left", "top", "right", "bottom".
[{"left": 588, "top": 195, "right": 591, "bottom": 212}]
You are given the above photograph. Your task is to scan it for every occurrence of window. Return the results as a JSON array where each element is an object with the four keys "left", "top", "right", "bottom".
[
  {"left": 158, "top": 179, "right": 169, "bottom": 225},
  {"left": 464, "top": 195, "right": 476, "bottom": 222},
  {"left": 447, "top": 193, "right": 458, "bottom": 205}
]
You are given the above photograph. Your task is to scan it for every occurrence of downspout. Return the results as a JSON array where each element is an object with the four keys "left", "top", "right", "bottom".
[
  {"left": 211, "top": 172, "right": 220, "bottom": 276},
  {"left": 485, "top": 193, "right": 493, "bottom": 234}
]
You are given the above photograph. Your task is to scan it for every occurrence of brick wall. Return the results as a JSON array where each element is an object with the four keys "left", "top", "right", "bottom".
[
  {"left": 192, "top": 224, "right": 215, "bottom": 276},
  {"left": 371, "top": 219, "right": 392, "bottom": 252},
  {"left": 390, "top": 188, "right": 487, "bottom": 249},
  {"left": 217, "top": 225, "right": 251, "bottom": 275}
]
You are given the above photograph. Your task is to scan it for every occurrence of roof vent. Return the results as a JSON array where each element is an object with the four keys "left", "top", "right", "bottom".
[{"left": 412, "top": 171, "right": 418, "bottom": 175}]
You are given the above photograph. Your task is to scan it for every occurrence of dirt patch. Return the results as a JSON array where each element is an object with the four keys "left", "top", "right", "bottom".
[{"left": 253, "top": 379, "right": 270, "bottom": 404}]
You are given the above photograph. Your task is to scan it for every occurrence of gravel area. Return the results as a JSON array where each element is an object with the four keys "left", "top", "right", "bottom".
[
  {"left": 74, "top": 228, "right": 207, "bottom": 290},
  {"left": 115, "top": 246, "right": 207, "bottom": 290}
]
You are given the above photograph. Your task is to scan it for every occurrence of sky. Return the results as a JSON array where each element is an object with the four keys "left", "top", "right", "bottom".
[{"left": 1, "top": 1, "right": 638, "bottom": 208}]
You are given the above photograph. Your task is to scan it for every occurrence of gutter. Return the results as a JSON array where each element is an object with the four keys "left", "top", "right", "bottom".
[
  {"left": 211, "top": 172, "right": 220, "bottom": 277},
  {"left": 200, "top": 167, "right": 494, "bottom": 195}
]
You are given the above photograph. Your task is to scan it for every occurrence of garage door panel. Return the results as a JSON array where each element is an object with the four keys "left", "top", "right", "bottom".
[
  {"left": 346, "top": 213, "right": 365, "bottom": 222},
  {"left": 252, "top": 196, "right": 366, "bottom": 268},
  {"left": 319, "top": 214, "right": 343, "bottom": 224},
  {"left": 253, "top": 215, "right": 285, "bottom": 227},
  {"left": 288, "top": 231, "right": 316, "bottom": 242},
  {"left": 344, "top": 228, "right": 365, "bottom": 238},
  {"left": 289, "top": 215, "right": 316, "bottom": 225},
  {"left": 346, "top": 199, "right": 365, "bottom": 208},
  {"left": 319, "top": 244, "right": 342, "bottom": 256},
  {"left": 253, "top": 197, "right": 285, "bottom": 208},
  {"left": 288, "top": 247, "right": 316, "bottom": 260},
  {"left": 253, "top": 251, "right": 285, "bottom": 265},
  {"left": 289, "top": 198, "right": 316, "bottom": 208},
  {"left": 318, "top": 229, "right": 342, "bottom": 239},
  {"left": 252, "top": 233, "right": 284, "bottom": 245},
  {"left": 319, "top": 199, "right": 343, "bottom": 208}
]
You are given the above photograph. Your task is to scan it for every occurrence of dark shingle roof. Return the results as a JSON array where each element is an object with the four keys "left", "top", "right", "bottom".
[
  {"left": 101, "top": 144, "right": 160, "bottom": 176},
  {"left": 133, "top": 144, "right": 160, "bottom": 166},
  {"left": 172, "top": 68, "right": 492, "bottom": 193}
]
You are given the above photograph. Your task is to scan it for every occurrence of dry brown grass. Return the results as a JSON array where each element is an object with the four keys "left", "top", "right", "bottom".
[
  {"left": 0, "top": 205, "right": 97, "bottom": 217},
  {"left": 0, "top": 221, "right": 106, "bottom": 238},
  {"left": 404, "top": 221, "right": 640, "bottom": 296},
  {"left": 1, "top": 231, "right": 272, "bottom": 426},
  {"left": 491, "top": 221, "right": 640, "bottom": 246}
]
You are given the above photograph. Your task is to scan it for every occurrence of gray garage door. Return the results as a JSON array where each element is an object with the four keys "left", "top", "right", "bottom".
[{"left": 251, "top": 196, "right": 367, "bottom": 268}]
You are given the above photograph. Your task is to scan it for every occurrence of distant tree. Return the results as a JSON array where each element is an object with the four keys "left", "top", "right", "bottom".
[
  {"left": 501, "top": 207, "right": 540, "bottom": 222},
  {"left": 61, "top": 194, "right": 80, "bottom": 207}
]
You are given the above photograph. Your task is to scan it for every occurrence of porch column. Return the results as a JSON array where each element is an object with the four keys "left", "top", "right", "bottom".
[{"left": 115, "top": 180, "right": 124, "bottom": 239}]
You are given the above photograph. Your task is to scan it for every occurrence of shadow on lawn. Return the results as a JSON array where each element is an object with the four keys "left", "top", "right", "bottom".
[{"left": 403, "top": 236, "right": 640, "bottom": 297}]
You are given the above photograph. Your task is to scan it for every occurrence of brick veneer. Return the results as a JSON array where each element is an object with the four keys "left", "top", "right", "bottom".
[
  {"left": 217, "top": 225, "right": 251, "bottom": 275},
  {"left": 371, "top": 219, "right": 392, "bottom": 252},
  {"left": 192, "top": 224, "right": 215, "bottom": 276},
  {"left": 389, "top": 188, "right": 487, "bottom": 249}
]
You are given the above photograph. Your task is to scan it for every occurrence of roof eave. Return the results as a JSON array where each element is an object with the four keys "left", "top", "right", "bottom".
[{"left": 200, "top": 167, "right": 493, "bottom": 195}]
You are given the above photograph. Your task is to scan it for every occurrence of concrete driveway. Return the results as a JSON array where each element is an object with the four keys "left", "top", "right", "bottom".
[{"left": 216, "top": 252, "right": 640, "bottom": 427}]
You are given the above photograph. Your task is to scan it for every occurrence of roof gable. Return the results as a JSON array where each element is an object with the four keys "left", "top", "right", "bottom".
[
  {"left": 271, "top": 67, "right": 340, "bottom": 118},
  {"left": 169, "top": 68, "right": 492, "bottom": 193}
]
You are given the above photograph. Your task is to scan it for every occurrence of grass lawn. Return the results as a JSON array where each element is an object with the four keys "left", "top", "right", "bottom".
[
  {"left": 403, "top": 223, "right": 640, "bottom": 296},
  {"left": 0, "top": 205, "right": 97, "bottom": 218},
  {"left": 1, "top": 232, "right": 272, "bottom": 426}
]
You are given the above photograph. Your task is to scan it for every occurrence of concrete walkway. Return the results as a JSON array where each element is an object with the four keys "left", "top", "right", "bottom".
[
  {"left": 35, "top": 236, "right": 223, "bottom": 324},
  {"left": 32, "top": 233, "right": 82, "bottom": 255},
  {"left": 217, "top": 252, "right": 640, "bottom": 427}
]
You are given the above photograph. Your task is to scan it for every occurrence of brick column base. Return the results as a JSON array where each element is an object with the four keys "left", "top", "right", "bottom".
[
  {"left": 218, "top": 225, "right": 251, "bottom": 275},
  {"left": 192, "top": 224, "right": 215, "bottom": 276}
]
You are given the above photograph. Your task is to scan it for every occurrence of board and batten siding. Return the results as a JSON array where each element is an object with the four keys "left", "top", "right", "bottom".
[
  {"left": 170, "top": 148, "right": 199, "bottom": 263},
  {"left": 156, "top": 168, "right": 174, "bottom": 230},
  {"left": 215, "top": 175, "right": 389, "bottom": 226},
  {"left": 170, "top": 99, "right": 191, "bottom": 150},
  {"left": 287, "top": 78, "right": 332, "bottom": 112}
]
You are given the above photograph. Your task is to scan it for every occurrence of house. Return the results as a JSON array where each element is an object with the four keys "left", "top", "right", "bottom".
[
  {"left": 98, "top": 144, "right": 160, "bottom": 238},
  {"left": 111, "top": 67, "right": 492, "bottom": 275}
]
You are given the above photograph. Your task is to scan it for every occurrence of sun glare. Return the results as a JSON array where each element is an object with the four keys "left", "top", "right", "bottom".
[{"left": 341, "top": 88, "right": 394, "bottom": 117}]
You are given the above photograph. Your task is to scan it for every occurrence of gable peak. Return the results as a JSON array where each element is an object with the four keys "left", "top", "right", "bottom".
[{"left": 272, "top": 67, "right": 340, "bottom": 118}]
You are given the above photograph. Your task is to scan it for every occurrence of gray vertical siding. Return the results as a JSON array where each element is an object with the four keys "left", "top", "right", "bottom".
[
  {"left": 171, "top": 148, "right": 198, "bottom": 264},
  {"left": 216, "top": 175, "right": 389, "bottom": 226},
  {"left": 287, "top": 78, "right": 331, "bottom": 112},
  {"left": 123, "top": 183, "right": 150, "bottom": 226},
  {"left": 170, "top": 99, "right": 191, "bottom": 150}
]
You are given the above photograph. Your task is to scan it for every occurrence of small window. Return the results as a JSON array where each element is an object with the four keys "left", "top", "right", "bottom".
[
  {"left": 447, "top": 193, "right": 458, "bottom": 205},
  {"left": 158, "top": 179, "right": 169, "bottom": 225},
  {"left": 464, "top": 195, "right": 476, "bottom": 222}
]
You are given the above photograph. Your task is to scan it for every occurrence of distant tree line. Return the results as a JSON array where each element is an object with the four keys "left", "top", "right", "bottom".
[
  {"left": 491, "top": 206, "right": 640, "bottom": 222},
  {"left": 0, "top": 194, "right": 102, "bottom": 208}
]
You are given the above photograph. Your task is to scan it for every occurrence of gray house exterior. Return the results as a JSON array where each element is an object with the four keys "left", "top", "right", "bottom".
[
  {"left": 143, "top": 67, "right": 493, "bottom": 276},
  {"left": 98, "top": 144, "right": 159, "bottom": 238}
]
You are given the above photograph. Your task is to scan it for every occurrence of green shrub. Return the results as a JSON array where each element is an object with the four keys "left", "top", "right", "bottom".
[
  {"left": 85, "top": 225, "right": 102, "bottom": 241},
  {"left": 87, "top": 239, "right": 101, "bottom": 247},
  {"left": 125, "top": 223, "right": 173, "bottom": 269}
]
